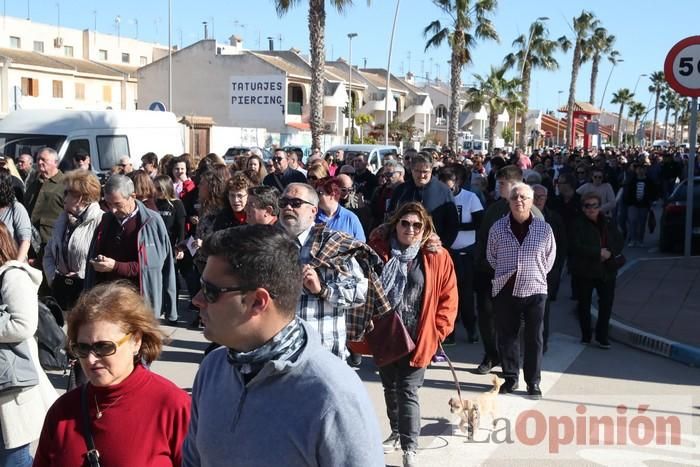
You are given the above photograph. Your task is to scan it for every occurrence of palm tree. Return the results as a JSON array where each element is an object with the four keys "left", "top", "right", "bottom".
[
  {"left": 425, "top": 0, "right": 499, "bottom": 151},
  {"left": 274, "top": 0, "right": 364, "bottom": 149},
  {"left": 503, "top": 20, "right": 569, "bottom": 148},
  {"left": 463, "top": 65, "right": 523, "bottom": 151},
  {"left": 672, "top": 96, "right": 685, "bottom": 143},
  {"left": 659, "top": 88, "right": 678, "bottom": 141},
  {"left": 648, "top": 71, "right": 666, "bottom": 142},
  {"left": 564, "top": 10, "right": 599, "bottom": 147},
  {"left": 627, "top": 101, "right": 646, "bottom": 146},
  {"left": 610, "top": 88, "right": 634, "bottom": 146},
  {"left": 585, "top": 26, "right": 619, "bottom": 106}
]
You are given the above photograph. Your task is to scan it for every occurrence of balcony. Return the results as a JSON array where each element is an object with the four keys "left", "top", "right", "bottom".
[{"left": 287, "top": 101, "right": 303, "bottom": 115}]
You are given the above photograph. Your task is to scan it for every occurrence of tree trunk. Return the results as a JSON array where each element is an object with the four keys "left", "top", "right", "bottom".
[
  {"left": 633, "top": 116, "right": 639, "bottom": 145},
  {"left": 589, "top": 54, "right": 600, "bottom": 106},
  {"left": 488, "top": 108, "right": 498, "bottom": 154},
  {"left": 651, "top": 91, "right": 660, "bottom": 143},
  {"left": 663, "top": 105, "right": 671, "bottom": 141},
  {"left": 674, "top": 109, "right": 680, "bottom": 143},
  {"left": 616, "top": 104, "right": 624, "bottom": 146},
  {"left": 518, "top": 63, "right": 532, "bottom": 149},
  {"left": 449, "top": 31, "right": 464, "bottom": 153},
  {"left": 565, "top": 42, "right": 581, "bottom": 148},
  {"left": 308, "top": 0, "right": 325, "bottom": 150}
]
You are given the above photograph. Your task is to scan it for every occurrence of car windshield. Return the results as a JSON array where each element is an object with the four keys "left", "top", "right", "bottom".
[
  {"left": 0, "top": 133, "right": 66, "bottom": 159},
  {"left": 669, "top": 179, "right": 700, "bottom": 202}
]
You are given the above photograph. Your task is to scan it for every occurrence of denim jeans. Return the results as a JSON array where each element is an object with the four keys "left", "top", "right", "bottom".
[
  {"left": 626, "top": 206, "right": 648, "bottom": 244},
  {"left": 378, "top": 355, "right": 426, "bottom": 452},
  {"left": 0, "top": 428, "right": 33, "bottom": 467}
]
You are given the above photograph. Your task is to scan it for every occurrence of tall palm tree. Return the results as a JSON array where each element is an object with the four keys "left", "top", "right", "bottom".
[
  {"left": 672, "top": 96, "right": 685, "bottom": 143},
  {"left": 611, "top": 88, "right": 634, "bottom": 146},
  {"left": 648, "top": 71, "right": 666, "bottom": 142},
  {"left": 463, "top": 65, "right": 523, "bottom": 151},
  {"left": 627, "top": 101, "right": 646, "bottom": 146},
  {"left": 564, "top": 10, "right": 599, "bottom": 147},
  {"left": 425, "top": 0, "right": 499, "bottom": 151},
  {"left": 503, "top": 20, "right": 569, "bottom": 148},
  {"left": 274, "top": 0, "right": 364, "bottom": 149},
  {"left": 585, "top": 26, "right": 619, "bottom": 106},
  {"left": 659, "top": 88, "right": 678, "bottom": 141}
]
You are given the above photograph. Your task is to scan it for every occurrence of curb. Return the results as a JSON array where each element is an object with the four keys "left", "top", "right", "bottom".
[{"left": 591, "top": 257, "right": 700, "bottom": 367}]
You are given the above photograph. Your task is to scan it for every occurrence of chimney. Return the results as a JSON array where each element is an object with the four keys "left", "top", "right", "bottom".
[
  {"left": 267, "top": 37, "right": 274, "bottom": 51},
  {"left": 405, "top": 71, "right": 414, "bottom": 84},
  {"left": 203, "top": 22, "right": 208, "bottom": 39}
]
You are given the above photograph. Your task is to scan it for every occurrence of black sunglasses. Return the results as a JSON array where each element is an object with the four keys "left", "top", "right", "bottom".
[
  {"left": 583, "top": 203, "right": 600, "bottom": 209},
  {"left": 399, "top": 219, "right": 423, "bottom": 231},
  {"left": 278, "top": 197, "right": 314, "bottom": 209},
  {"left": 272, "top": 157, "right": 284, "bottom": 163},
  {"left": 70, "top": 333, "right": 132, "bottom": 358},
  {"left": 199, "top": 277, "right": 249, "bottom": 303}
]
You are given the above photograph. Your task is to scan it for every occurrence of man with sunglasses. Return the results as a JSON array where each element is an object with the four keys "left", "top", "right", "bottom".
[
  {"left": 279, "top": 183, "right": 389, "bottom": 362},
  {"left": 262, "top": 149, "right": 307, "bottom": 191},
  {"left": 184, "top": 225, "right": 384, "bottom": 467}
]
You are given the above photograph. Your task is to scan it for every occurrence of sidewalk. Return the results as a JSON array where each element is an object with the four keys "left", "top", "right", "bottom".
[{"left": 606, "top": 256, "right": 700, "bottom": 366}]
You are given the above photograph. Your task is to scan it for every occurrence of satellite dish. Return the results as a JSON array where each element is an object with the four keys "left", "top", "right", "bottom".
[{"left": 149, "top": 101, "right": 167, "bottom": 111}]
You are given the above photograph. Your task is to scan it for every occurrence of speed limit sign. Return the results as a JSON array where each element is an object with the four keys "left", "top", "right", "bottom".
[{"left": 664, "top": 35, "right": 700, "bottom": 96}]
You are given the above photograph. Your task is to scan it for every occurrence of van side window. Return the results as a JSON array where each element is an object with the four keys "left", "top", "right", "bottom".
[
  {"left": 97, "top": 135, "right": 130, "bottom": 171},
  {"left": 60, "top": 139, "right": 90, "bottom": 171}
]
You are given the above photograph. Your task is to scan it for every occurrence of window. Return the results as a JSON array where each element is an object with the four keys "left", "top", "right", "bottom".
[
  {"left": 10, "top": 37, "right": 21, "bottom": 49},
  {"left": 21, "top": 77, "right": 39, "bottom": 97},
  {"left": 33, "top": 41, "right": 44, "bottom": 53},
  {"left": 102, "top": 85, "right": 112, "bottom": 103},
  {"left": 139, "top": 56, "right": 147, "bottom": 66},
  {"left": 98, "top": 49, "right": 108, "bottom": 61},
  {"left": 52, "top": 80, "right": 63, "bottom": 98},
  {"left": 97, "top": 135, "right": 129, "bottom": 171},
  {"left": 63, "top": 139, "right": 90, "bottom": 169},
  {"left": 64, "top": 45, "right": 74, "bottom": 57},
  {"left": 121, "top": 53, "right": 130, "bottom": 64},
  {"left": 75, "top": 83, "right": 85, "bottom": 100}
]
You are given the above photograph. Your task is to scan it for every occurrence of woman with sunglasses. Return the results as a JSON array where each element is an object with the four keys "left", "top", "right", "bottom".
[
  {"left": 570, "top": 192, "right": 624, "bottom": 349},
  {"left": 0, "top": 223, "right": 57, "bottom": 466},
  {"left": 34, "top": 282, "right": 190, "bottom": 466},
  {"left": 368, "top": 202, "right": 457, "bottom": 466},
  {"left": 576, "top": 168, "right": 616, "bottom": 217}
]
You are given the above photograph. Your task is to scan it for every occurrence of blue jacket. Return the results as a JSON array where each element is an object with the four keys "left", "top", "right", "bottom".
[{"left": 316, "top": 205, "right": 366, "bottom": 241}]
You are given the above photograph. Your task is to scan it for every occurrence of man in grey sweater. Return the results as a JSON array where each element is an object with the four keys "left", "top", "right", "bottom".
[{"left": 183, "top": 225, "right": 384, "bottom": 467}]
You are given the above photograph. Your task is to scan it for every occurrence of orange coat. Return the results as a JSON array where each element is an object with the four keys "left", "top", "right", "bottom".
[{"left": 368, "top": 237, "right": 458, "bottom": 368}]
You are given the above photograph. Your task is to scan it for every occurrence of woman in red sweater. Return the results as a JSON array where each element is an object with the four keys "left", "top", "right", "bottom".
[{"left": 33, "top": 282, "right": 191, "bottom": 466}]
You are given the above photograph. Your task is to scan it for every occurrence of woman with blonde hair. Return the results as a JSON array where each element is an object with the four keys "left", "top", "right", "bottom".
[
  {"left": 368, "top": 202, "right": 457, "bottom": 465},
  {"left": 306, "top": 163, "right": 329, "bottom": 185},
  {"left": 128, "top": 169, "right": 157, "bottom": 210},
  {"left": 34, "top": 282, "right": 190, "bottom": 465}
]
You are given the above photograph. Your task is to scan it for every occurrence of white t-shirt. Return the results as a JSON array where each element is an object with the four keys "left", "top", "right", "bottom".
[{"left": 451, "top": 189, "right": 484, "bottom": 250}]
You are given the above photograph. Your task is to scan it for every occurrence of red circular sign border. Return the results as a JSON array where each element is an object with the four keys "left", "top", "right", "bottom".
[{"left": 664, "top": 35, "right": 700, "bottom": 97}]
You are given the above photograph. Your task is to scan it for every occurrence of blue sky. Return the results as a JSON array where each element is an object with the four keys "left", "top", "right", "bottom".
[{"left": 7, "top": 0, "right": 698, "bottom": 118}]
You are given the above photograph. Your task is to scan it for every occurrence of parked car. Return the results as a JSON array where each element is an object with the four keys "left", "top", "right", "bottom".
[
  {"left": 223, "top": 146, "right": 272, "bottom": 165},
  {"left": 325, "top": 144, "right": 399, "bottom": 174},
  {"left": 659, "top": 176, "right": 700, "bottom": 253},
  {"left": 281, "top": 146, "right": 312, "bottom": 164}
]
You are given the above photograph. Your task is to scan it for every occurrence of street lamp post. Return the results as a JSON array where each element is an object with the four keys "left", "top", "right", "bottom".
[
  {"left": 385, "top": 0, "right": 400, "bottom": 145},
  {"left": 514, "top": 16, "right": 549, "bottom": 150},
  {"left": 347, "top": 33, "right": 358, "bottom": 144},
  {"left": 598, "top": 59, "right": 623, "bottom": 149},
  {"left": 632, "top": 73, "right": 648, "bottom": 97},
  {"left": 556, "top": 90, "right": 563, "bottom": 146}
]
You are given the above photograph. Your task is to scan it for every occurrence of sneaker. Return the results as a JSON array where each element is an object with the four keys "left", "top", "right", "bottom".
[
  {"left": 382, "top": 433, "right": 400, "bottom": 453},
  {"left": 474, "top": 356, "right": 498, "bottom": 375},
  {"left": 348, "top": 353, "right": 362, "bottom": 367},
  {"left": 431, "top": 349, "right": 448, "bottom": 363},
  {"left": 402, "top": 450, "right": 418, "bottom": 467}
]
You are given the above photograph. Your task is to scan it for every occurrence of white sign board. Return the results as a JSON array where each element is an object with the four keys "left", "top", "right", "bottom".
[{"left": 230, "top": 75, "right": 286, "bottom": 123}]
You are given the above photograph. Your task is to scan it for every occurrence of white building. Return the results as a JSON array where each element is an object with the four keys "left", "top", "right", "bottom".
[{"left": 0, "top": 15, "right": 169, "bottom": 115}]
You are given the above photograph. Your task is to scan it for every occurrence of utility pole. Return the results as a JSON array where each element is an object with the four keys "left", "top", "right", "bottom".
[{"left": 347, "top": 33, "right": 358, "bottom": 144}]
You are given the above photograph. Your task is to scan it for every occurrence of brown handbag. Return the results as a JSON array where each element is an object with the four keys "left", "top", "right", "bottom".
[{"left": 364, "top": 311, "right": 416, "bottom": 367}]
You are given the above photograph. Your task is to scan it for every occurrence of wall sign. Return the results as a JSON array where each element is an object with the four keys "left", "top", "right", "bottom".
[{"left": 230, "top": 75, "right": 285, "bottom": 114}]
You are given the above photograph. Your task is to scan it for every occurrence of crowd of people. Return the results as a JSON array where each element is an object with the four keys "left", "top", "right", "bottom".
[{"left": 0, "top": 140, "right": 685, "bottom": 466}]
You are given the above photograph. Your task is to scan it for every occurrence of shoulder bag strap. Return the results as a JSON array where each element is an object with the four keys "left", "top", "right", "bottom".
[{"left": 80, "top": 384, "right": 102, "bottom": 467}]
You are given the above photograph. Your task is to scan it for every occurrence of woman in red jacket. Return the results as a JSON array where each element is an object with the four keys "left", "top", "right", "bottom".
[
  {"left": 34, "top": 282, "right": 190, "bottom": 466},
  {"left": 368, "top": 202, "right": 458, "bottom": 467}
]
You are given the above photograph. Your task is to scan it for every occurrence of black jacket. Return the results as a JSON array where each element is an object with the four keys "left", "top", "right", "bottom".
[{"left": 570, "top": 214, "right": 624, "bottom": 281}]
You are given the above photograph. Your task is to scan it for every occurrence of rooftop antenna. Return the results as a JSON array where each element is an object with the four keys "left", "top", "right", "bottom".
[
  {"left": 134, "top": 18, "right": 138, "bottom": 39},
  {"left": 92, "top": 10, "right": 97, "bottom": 42},
  {"left": 115, "top": 15, "right": 121, "bottom": 46},
  {"left": 407, "top": 51, "right": 411, "bottom": 73},
  {"left": 278, "top": 34, "right": 282, "bottom": 50},
  {"left": 202, "top": 21, "right": 208, "bottom": 39},
  {"left": 178, "top": 27, "right": 183, "bottom": 49},
  {"left": 56, "top": 2, "right": 60, "bottom": 35},
  {"left": 26, "top": 0, "right": 29, "bottom": 20},
  {"left": 362, "top": 57, "right": 367, "bottom": 68}
]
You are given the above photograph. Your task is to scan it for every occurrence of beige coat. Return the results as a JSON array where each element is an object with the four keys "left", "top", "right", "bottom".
[{"left": 0, "top": 261, "right": 58, "bottom": 449}]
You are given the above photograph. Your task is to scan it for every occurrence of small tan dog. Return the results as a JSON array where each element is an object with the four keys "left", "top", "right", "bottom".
[{"left": 448, "top": 376, "right": 502, "bottom": 440}]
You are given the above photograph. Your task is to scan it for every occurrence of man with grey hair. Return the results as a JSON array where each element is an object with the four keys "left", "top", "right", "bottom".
[
  {"left": 371, "top": 161, "right": 404, "bottom": 226},
  {"left": 85, "top": 174, "right": 177, "bottom": 322},
  {"left": 25, "top": 147, "right": 65, "bottom": 254},
  {"left": 279, "top": 183, "right": 388, "bottom": 362}
]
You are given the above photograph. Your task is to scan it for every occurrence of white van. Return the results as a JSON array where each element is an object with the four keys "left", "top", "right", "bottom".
[
  {"left": 0, "top": 110, "right": 185, "bottom": 172},
  {"left": 325, "top": 144, "right": 399, "bottom": 174}
]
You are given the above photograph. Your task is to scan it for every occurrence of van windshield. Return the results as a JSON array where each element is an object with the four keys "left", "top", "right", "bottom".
[{"left": 0, "top": 133, "right": 66, "bottom": 159}]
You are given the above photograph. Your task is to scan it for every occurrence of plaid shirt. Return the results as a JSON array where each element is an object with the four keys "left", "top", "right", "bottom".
[
  {"left": 298, "top": 224, "right": 391, "bottom": 358},
  {"left": 487, "top": 215, "right": 556, "bottom": 297}
]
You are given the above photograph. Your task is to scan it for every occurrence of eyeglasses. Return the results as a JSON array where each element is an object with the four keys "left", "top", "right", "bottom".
[
  {"left": 70, "top": 333, "right": 132, "bottom": 359},
  {"left": 199, "top": 277, "right": 249, "bottom": 303},
  {"left": 278, "top": 197, "right": 314, "bottom": 209},
  {"left": 592, "top": 175, "right": 603, "bottom": 179},
  {"left": 340, "top": 187, "right": 354, "bottom": 193},
  {"left": 583, "top": 203, "right": 600, "bottom": 209},
  {"left": 399, "top": 219, "right": 423, "bottom": 231},
  {"left": 577, "top": 171, "right": 586, "bottom": 175},
  {"left": 229, "top": 193, "right": 248, "bottom": 200},
  {"left": 510, "top": 194, "right": 532, "bottom": 201},
  {"left": 272, "top": 157, "right": 284, "bottom": 163}
]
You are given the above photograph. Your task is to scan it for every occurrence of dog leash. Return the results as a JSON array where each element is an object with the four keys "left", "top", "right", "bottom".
[{"left": 438, "top": 342, "right": 468, "bottom": 414}]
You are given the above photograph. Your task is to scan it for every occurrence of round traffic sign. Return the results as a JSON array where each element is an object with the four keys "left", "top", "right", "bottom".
[{"left": 664, "top": 36, "right": 700, "bottom": 97}]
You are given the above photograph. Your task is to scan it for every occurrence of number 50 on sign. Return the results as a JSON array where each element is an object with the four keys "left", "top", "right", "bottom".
[{"left": 665, "top": 36, "right": 700, "bottom": 97}]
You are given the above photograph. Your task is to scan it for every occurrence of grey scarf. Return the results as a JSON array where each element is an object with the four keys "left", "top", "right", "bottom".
[
  {"left": 380, "top": 236, "right": 421, "bottom": 310},
  {"left": 227, "top": 317, "right": 306, "bottom": 377}
]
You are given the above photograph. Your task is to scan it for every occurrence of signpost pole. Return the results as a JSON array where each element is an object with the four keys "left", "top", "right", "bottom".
[{"left": 684, "top": 97, "right": 698, "bottom": 257}]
